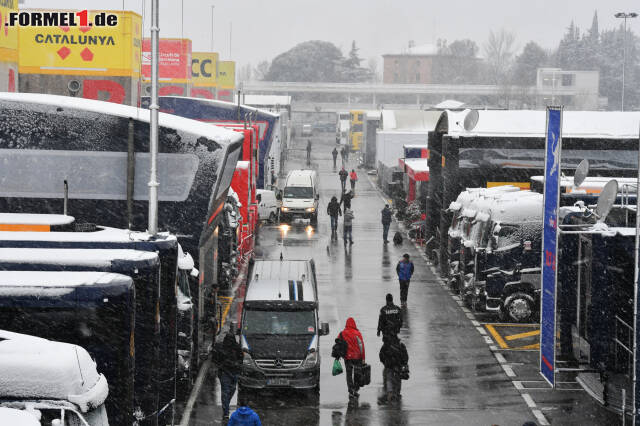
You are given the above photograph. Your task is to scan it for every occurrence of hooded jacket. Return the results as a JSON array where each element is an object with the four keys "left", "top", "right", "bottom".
[
  {"left": 227, "top": 406, "right": 262, "bottom": 425},
  {"left": 327, "top": 197, "right": 342, "bottom": 217},
  {"left": 349, "top": 171, "right": 358, "bottom": 181},
  {"left": 396, "top": 259, "right": 415, "bottom": 281},
  {"left": 340, "top": 317, "right": 365, "bottom": 361},
  {"left": 379, "top": 335, "right": 409, "bottom": 371},
  {"left": 339, "top": 168, "right": 348, "bottom": 182},
  {"left": 343, "top": 209, "right": 354, "bottom": 226},
  {"left": 213, "top": 333, "right": 243, "bottom": 375},
  {"left": 381, "top": 207, "right": 392, "bottom": 225}
]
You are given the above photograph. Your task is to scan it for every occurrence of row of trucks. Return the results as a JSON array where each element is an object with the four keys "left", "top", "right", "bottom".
[
  {"left": 0, "top": 92, "right": 280, "bottom": 424},
  {"left": 446, "top": 172, "right": 637, "bottom": 323}
]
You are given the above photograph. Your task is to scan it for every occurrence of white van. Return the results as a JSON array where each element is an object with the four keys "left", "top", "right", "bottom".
[
  {"left": 280, "top": 169, "right": 319, "bottom": 224},
  {"left": 237, "top": 259, "right": 329, "bottom": 392},
  {"left": 256, "top": 189, "right": 279, "bottom": 223}
]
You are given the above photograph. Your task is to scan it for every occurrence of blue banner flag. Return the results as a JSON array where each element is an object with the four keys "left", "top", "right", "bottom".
[{"left": 540, "top": 107, "right": 562, "bottom": 387}]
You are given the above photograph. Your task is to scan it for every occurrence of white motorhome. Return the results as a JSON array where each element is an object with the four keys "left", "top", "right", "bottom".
[
  {"left": 0, "top": 330, "right": 109, "bottom": 425},
  {"left": 280, "top": 170, "right": 319, "bottom": 224}
]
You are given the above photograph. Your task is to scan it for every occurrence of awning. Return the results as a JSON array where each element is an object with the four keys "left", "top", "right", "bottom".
[{"left": 399, "top": 158, "right": 430, "bottom": 181}]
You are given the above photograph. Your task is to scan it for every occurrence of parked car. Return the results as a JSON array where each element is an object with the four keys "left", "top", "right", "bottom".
[{"left": 256, "top": 189, "right": 279, "bottom": 223}]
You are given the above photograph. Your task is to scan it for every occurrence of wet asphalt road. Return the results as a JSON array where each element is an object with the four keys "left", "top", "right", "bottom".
[{"left": 186, "top": 135, "right": 545, "bottom": 425}]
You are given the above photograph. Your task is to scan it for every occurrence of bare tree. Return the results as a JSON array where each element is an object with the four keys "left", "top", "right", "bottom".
[
  {"left": 367, "top": 57, "right": 380, "bottom": 82},
  {"left": 253, "top": 60, "right": 271, "bottom": 81},
  {"left": 237, "top": 62, "right": 252, "bottom": 83},
  {"left": 484, "top": 29, "right": 516, "bottom": 85}
]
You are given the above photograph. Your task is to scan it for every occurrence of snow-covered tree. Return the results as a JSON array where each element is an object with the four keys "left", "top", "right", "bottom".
[
  {"left": 484, "top": 29, "right": 516, "bottom": 86},
  {"left": 513, "top": 42, "right": 548, "bottom": 86}
]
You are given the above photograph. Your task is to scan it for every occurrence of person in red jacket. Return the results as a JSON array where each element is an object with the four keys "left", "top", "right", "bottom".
[
  {"left": 338, "top": 317, "right": 365, "bottom": 398},
  {"left": 349, "top": 169, "right": 358, "bottom": 192}
]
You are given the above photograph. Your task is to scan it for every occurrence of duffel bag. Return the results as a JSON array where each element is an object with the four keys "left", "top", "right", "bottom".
[{"left": 355, "top": 362, "right": 371, "bottom": 387}]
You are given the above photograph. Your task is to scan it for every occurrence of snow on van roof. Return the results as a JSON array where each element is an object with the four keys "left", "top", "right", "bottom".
[
  {"left": 170, "top": 96, "right": 279, "bottom": 118},
  {"left": 0, "top": 93, "right": 244, "bottom": 146},
  {"left": 0, "top": 271, "right": 132, "bottom": 287},
  {"left": 442, "top": 109, "right": 640, "bottom": 139},
  {"left": 0, "top": 214, "right": 75, "bottom": 226},
  {"left": 0, "top": 331, "right": 108, "bottom": 410},
  {"left": 490, "top": 192, "right": 543, "bottom": 223},
  {"left": 233, "top": 94, "right": 291, "bottom": 109},
  {"left": 251, "top": 260, "right": 310, "bottom": 282},
  {"left": 0, "top": 248, "right": 158, "bottom": 267},
  {"left": 0, "top": 226, "right": 177, "bottom": 243},
  {"left": 246, "top": 278, "right": 315, "bottom": 303},
  {"left": 0, "top": 408, "right": 39, "bottom": 426}
]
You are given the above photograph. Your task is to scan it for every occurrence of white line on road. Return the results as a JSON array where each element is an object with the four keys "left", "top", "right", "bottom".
[
  {"left": 495, "top": 353, "right": 507, "bottom": 364},
  {"left": 471, "top": 320, "right": 480, "bottom": 327},
  {"left": 532, "top": 409, "right": 550, "bottom": 425},
  {"left": 461, "top": 307, "right": 470, "bottom": 313},
  {"left": 179, "top": 358, "right": 211, "bottom": 426},
  {"left": 476, "top": 326, "right": 487, "bottom": 336},
  {"left": 513, "top": 381, "right": 524, "bottom": 390},
  {"left": 490, "top": 345, "right": 498, "bottom": 351},
  {"left": 484, "top": 336, "right": 494, "bottom": 345},
  {"left": 502, "top": 364, "right": 516, "bottom": 377},
  {"left": 522, "top": 393, "right": 536, "bottom": 408},
  {"left": 465, "top": 313, "right": 475, "bottom": 320}
]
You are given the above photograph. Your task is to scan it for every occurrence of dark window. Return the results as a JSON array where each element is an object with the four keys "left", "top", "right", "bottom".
[
  {"left": 562, "top": 74, "right": 574, "bottom": 86},
  {"left": 243, "top": 310, "right": 316, "bottom": 335}
]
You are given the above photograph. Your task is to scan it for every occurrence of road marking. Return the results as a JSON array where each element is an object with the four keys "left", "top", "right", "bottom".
[
  {"left": 476, "top": 326, "right": 487, "bottom": 336},
  {"left": 502, "top": 364, "right": 516, "bottom": 377},
  {"left": 483, "top": 336, "right": 494, "bottom": 345},
  {"left": 471, "top": 320, "right": 480, "bottom": 327},
  {"left": 485, "top": 324, "right": 509, "bottom": 349},
  {"left": 516, "top": 343, "right": 540, "bottom": 350},
  {"left": 461, "top": 307, "right": 470, "bottom": 313},
  {"left": 532, "top": 409, "right": 550, "bottom": 425},
  {"left": 494, "top": 353, "right": 507, "bottom": 364},
  {"left": 505, "top": 329, "right": 540, "bottom": 341},
  {"left": 522, "top": 393, "right": 536, "bottom": 408},
  {"left": 513, "top": 381, "right": 524, "bottom": 390}
]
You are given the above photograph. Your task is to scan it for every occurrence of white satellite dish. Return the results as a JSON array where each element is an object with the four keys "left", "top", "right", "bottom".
[
  {"left": 573, "top": 159, "right": 589, "bottom": 188},
  {"left": 595, "top": 179, "right": 618, "bottom": 222},
  {"left": 463, "top": 110, "right": 479, "bottom": 132}
]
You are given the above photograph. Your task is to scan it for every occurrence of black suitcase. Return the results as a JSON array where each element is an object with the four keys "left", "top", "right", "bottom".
[{"left": 355, "top": 363, "right": 371, "bottom": 386}]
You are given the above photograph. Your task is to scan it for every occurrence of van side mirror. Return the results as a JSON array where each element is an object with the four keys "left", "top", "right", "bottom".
[
  {"left": 256, "top": 193, "right": 262, "bottom": 203},
  {"left": 320, "top": 322, "right": 330, "bottom": 336},
  {"left": 276, "top": 190, "right": 283, "bottom": 201},
  {"left": 315, "top": 194, "right": 320, "bottom": 201}
]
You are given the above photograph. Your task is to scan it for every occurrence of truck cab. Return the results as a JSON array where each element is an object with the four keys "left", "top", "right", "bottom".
[
  {"left": 0, "top": 330, "right": 109, "bottom": 425},
  {"left": 238, "top": 260, "right": 329, "bottom": 392}
]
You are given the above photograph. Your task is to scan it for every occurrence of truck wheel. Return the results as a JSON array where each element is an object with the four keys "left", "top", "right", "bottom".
[
  {"left": 503, "top": 292, "right": 535, "bottom": 323},
  {"left": 311, "top": 213, "right": 318, "bottom": 226},
  {"left": 269, "top": 212, "right": 277, "bottom": 224}
]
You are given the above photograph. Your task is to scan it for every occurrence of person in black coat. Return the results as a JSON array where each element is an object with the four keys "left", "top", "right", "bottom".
[
  {"left": 332, "top": 147, "right": 339, "bottom": 168},
  {"left": 212, "top": 333, "right": 243, "bottom": 420},
  {"left": 339, "top": 167, "right": 348, "bottom": 192},
  {"left": 327, "top": 196, "right": 342, "bottom": 237},
  {"left": 381, "top": 205, "right": 392, "bottom": 243},
  {"left": 377, "top": 293, "right": 402, "bottom": 338},
  {"left": 378, "top": 334, "right": 408, "bottom": 404},
  {"left": 340, "top": 190, "right": 353, "bottom": 210}
]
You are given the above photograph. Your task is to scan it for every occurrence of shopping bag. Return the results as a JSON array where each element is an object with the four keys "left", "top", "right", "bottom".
[
  {"left": 399, "top": 364, "right": 410, "bottom": 380},
  {"left": 332, "top": 358, "right": 344, "bottom": 376},
  {"left": 355, "top": 363, "right": 371, "bottom": 386}
]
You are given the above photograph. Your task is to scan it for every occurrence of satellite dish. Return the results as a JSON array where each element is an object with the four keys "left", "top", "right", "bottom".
[
  {"left": 595, "top": 179, "right": 618, "bottom": 222},
  {"left": 463, "top": 109, "right": 479, "bottom": 131},
  {"left": 573, "top": 159, "right": 589, "bottom": 188}
]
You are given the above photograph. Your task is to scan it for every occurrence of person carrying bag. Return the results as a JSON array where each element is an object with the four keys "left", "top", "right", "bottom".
[
  {"left": 378, "top": 334, "right": 409, "bottom": 404},
  {"left": 333, "top": 317, "right": 365, "bottom": 399}
]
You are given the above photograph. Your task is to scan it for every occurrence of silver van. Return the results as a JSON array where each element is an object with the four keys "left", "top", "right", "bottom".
[{"left": 237, "top": 259, "right": 329, "bottom": 392}]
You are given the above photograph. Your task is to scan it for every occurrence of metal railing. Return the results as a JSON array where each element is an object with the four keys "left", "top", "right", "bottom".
[{"left": 614, "top": 314, "right": 633, "bottom": 378}]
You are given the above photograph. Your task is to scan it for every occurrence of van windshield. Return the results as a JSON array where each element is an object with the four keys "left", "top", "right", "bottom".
[
  {"left": 243, "top": 309, "right": 315, "bottom": 335},
  {"left": 283, "top": 186, "right": 313, "bottom": 199}
]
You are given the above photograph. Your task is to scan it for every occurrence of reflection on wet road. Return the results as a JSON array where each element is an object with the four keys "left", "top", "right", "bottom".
[{"left": 188, "top": 135, "right": 537, "bottom": 425}]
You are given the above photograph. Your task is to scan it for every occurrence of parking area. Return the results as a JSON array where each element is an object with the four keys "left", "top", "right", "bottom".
[{"left": 483, "top": 323, "right": 540, "bottom": 351}]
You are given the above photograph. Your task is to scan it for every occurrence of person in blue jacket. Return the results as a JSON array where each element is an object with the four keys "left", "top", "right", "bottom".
[
  {"left": 396, "top": 253, "right": 415, "bottom": 307},
  {"left": 227, "top": 398, "right": 262, "bottom": 426}
]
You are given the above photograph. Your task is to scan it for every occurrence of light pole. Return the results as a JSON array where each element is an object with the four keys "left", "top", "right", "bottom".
[{"left": 615, "top": 12, "right": 638, "bottom": 111}]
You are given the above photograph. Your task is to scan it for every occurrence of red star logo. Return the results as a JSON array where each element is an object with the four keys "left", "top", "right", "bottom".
[
  {"left": 80, "top": 48, "right": 93, "bottom": 61},
  {"left": 57, "top": 46, "right": 71, "bottom": 60}
]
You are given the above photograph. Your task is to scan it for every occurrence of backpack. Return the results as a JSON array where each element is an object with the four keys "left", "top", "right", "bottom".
[
  {"left": 332, "top": 333, "right": 348, "bottom": 359},
  {"left": 393, "top": 232, "right": 403, "bottom": 245}
]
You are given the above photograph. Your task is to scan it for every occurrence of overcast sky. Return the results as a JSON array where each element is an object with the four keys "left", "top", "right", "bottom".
[{"left": 23, "top": 0, "right": 640, "bottom": 68}]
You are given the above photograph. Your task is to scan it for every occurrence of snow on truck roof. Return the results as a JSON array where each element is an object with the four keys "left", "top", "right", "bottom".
[
  {"left": 0, "top": 226, "right": 177, "bottom": 243},
  {"left": 247, "top": 260, "right": 315, "bottom": 303},
  {"left": 168, "top": 95, "right": 279, "bottom": 118},
  {"left": 440, "top": 109, "right": 640, "bottom": 139},
  {"left": 0, "top": 93, "right": 244, "bottom": 146},
  {"left": 0, "top": 408, "right": 39, "bottom": 426},
  {"left": 0, "top": 214, "right": 75, "bottom": 226},
  {"left": 0, "top": 271, "right": 133, "bottom": 288},
  {"left": 0, "top": 331, "right": 108, "bottom": 412},
  {"left": 0, "top": 248, "right": 158, "bottom": 268},
  {"left": 380, "top": 110, "right": 442, "bottom": 131}
]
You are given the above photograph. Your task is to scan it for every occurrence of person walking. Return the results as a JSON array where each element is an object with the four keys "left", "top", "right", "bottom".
[
  {"left": 339, "top": 167, "right": 348, "bottom": 192},
  {"left": 343, "top": 208, "right": 354, "bottom": 245},
  {"left": 378, "top": 334, "right": 409, "bottom": 404},
  {"left": 341, "top": 146, "right": 347, "bottom": 165},
  {"left": 327, "top": 195, "right": 342, "bottom": 238},
  {"left": 306, "top": 139, "right": 312, "bottom": 166},
  {"left": 340, "top": 189, "right": 353, "bottom": 210},
  {"left": 227, "top": 397, "right": 262, "bottom": 425},
  {"left": 332, "top": 147, "right": 339, "bottom": 169},
  {"left": 212, "top": 333, "right": 243, "bottom": 421},
  {"left": 349, "top": 169, "right": 358, "bottom": 192},
  {"left": 344, "top": 145, "right": 350, "bottom": 162},
  {"left": 336, "top": 317, "right": 365, "bottom": 399},
  {"left": 377, "top": 293, "right": 402, "bottom": 338},
  {"left": 396, "top": 254, "right": 415, "bottom": 307},
  {"left": 381, "top": 205, "right": 392, "bottom": 243}
]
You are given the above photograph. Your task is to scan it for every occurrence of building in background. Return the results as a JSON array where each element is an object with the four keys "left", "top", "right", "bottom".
[
  {"left": 217, "top": 61, "right": 235, "bottom": 102},
  {"left": 18, "top": 10, "right": 141, "bottom": 106},
  {"left": 535, "top": 68, "right": 600, "bottom": 110},
  {"left": 191, "top": 52, "right": 218, "bottom": 100},
  {"left": 142, "top": 38, "right": 192, "bottom": 98},
  {"left": 382, "top": 44, "right": 481, "bottom": 85},
  {"left": 0, "top": 0, "right": 18, "bottom": 92}
]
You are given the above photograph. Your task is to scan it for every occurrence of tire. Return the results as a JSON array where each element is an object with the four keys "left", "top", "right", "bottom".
[
  {"left": 502, "top": 292, "right": 535, "bottom": 323},
  {"left": 310, "top": 213, "right": 318, "bottom": 226},
  {"left": 268, "top": 212, "right": 276, "bottom": 224}
]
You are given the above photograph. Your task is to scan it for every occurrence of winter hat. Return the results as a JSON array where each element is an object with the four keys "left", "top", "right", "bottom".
[
  {"left": 386, "top": 293, "right": 393, "bottom": 303},
  {"left": 403, "top": 253, "right": 410, "bottom": 259}
]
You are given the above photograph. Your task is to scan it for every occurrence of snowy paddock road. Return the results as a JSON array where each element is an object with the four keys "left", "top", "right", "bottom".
[{"left": 182, "top": 135, "right": 618, "bottom": 426}]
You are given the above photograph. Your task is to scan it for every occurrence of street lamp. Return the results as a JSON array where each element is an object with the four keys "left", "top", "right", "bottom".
[
  {"left": 614, "top": 12, "right": 638, "bottom": 111},
  {"left": 210, "top": 5, "right": 215, "bottom": 51}
]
